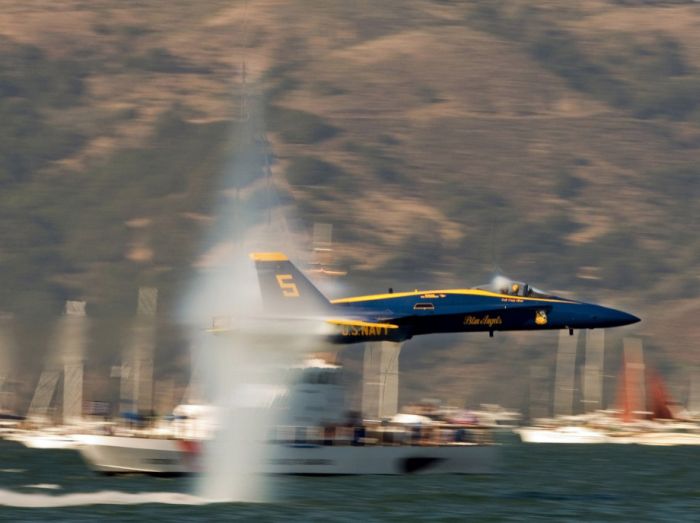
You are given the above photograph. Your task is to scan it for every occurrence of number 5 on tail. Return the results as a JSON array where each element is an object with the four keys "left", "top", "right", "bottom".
[{"left": 276, "top": 274, "right": 299, "bottom": 297}]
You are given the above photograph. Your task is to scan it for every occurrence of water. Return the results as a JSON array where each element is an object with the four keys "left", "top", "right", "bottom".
[{"left": 1, "top": 440, "right": 699, "bottom": 521}]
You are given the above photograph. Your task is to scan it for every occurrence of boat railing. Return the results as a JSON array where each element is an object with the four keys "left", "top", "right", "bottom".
[{"left": 269, "top": 423, "right": 494, "bottom": 447}]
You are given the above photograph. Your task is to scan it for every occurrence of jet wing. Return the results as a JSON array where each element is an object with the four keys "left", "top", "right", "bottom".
[{"left": 205, "top": 314, "right": 399, "bottom": 335}]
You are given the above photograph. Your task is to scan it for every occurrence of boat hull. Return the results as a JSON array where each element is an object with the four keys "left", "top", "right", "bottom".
[
  {"left": 516, "top": 426, "right": 609, "bottom": 444},
  {"left": 6, "top": 432, "right": 80, "bottom": 450},
  {"left": 74, "top": 434, "right": 499, "bottom": 475},
  {"left": 608, "top": 432, "right": 700, "bottom": 446}
]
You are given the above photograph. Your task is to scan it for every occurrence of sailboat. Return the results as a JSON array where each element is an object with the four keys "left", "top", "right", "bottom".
[
  {"left": 606, "top": 356, "right": 700, "bottom": 446},
  {"left": 517, "top": 335, "right": 700, "bottom": 445}
]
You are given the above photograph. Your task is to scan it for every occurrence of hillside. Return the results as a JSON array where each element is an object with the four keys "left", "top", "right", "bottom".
[{"left": 0, "top": 0, "right": 699, "bottom": 413}]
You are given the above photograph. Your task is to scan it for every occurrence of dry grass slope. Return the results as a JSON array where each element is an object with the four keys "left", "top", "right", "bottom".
[{"left": 1, "top": 0, "right": 699, "bottom": 410}]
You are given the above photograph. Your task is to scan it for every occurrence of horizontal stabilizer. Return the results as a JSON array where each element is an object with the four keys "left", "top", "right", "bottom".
[
  {"left": 206, "top": 327, "right": 234, "bottom": 334},
  {"left": 325, "top": 318, "right": 399, "bottom": 330},
  {"left": 250, "top": 252, "right": 289, "bottom": 262}
]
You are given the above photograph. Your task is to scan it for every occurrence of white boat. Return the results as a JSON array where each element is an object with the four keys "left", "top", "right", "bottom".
[
  {"left": 73, "top": 433, "right": 498, "bottom": 475},
  {"left": 10, "top": 431, "right": 80, "bottom": 450},
  {"left": 74, "top": 360, "right": 499, "bottom": 475},
  {"left": 518, "top": 347, "right": 700, "bottom": 446},
  {"left": 4, "top": 424, "right": 90, "bottom": 449},
  {"left": 619, "top": 431, "right": 700, "bottom": 446},
  {"left": 516, "top": 425, "right": 609, "bottom": 444},
  {"left": 3, "top": 419, "right": 118, "bottom": 450},
  {"left": 517, "top": 416, "right": 700, "bottom": 446},
  {"left": 604, "top": 421, "right": 700, "bottom": 446}
]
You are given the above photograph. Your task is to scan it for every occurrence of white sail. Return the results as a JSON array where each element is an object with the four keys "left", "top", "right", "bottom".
[
  {"left": 121, "top": 288, "right": 157, "bottom": 415},
  {"left": 622, "top": 337, "right": 646, "bottom": 418},
  {"left": 62, "top": 300, "right": 87, "bottom": 424},
  {"left": 553, "top": 330, "right": 579, "bottom": 416},
  {"left": 362, "top": 341, "right": 403, "bottom": 420},
  {"left": 582, "top": 330, "right": 604, "bottom": 412}
]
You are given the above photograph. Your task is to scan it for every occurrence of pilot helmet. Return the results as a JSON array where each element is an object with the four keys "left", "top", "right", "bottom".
[{"left": 511, "top": 283, "right": 520, "bottom": 294}]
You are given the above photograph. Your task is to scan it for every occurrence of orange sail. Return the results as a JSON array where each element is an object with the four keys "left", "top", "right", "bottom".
[
  {"left": 617, "top": 358, "right": 676, "bottom": 421},
  {"left": 647, "top": 371, "right": 674, "bottom": 420}
]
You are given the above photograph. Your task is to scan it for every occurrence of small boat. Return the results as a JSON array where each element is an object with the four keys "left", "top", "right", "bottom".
[
  {"left": 73, "top": 432, "right": 498, "bottom": 475},
  {"left": 516, "top": 425, "right": 609, "bottom": 444},
  {"left": 517, "top": 356, "right": 700, "bottom": 445},
  {"left": 9, "top": 431, "right": 80, "bottom": 450},
  {"left": 74, "top": 360, "right": 500, "bottom": 475}
]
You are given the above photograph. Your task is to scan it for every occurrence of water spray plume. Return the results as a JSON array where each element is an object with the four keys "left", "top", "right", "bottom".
[{"left": 180, "top": 90, "right": 319, "bottom": 502}]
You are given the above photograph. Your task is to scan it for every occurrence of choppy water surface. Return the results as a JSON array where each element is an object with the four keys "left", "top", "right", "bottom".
[{"left": 0, "top": 439, "right": 698, "bottom": 521}]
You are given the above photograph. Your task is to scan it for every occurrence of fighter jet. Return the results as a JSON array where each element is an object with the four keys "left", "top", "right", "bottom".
[{"left": 249, "top": 252, "right": 639, "bottom": 344}]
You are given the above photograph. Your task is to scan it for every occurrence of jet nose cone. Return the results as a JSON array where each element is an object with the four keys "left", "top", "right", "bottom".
[{"left": 596, "top": 306, "right": 640, "bottom": 327}]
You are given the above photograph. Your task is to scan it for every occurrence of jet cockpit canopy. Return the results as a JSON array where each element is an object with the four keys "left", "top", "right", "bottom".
[{"left": 476, "top": 275, "right": 559, "bottom": 299}]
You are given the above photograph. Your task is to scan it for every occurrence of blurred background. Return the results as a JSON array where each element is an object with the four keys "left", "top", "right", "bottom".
[{"left": 0, "top": 0, "right": 698, "bottom": 420}]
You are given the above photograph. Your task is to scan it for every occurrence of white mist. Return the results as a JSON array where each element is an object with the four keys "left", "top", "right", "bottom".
[{"left": 180, "top": 93, "right": 313, "bottom": 501}]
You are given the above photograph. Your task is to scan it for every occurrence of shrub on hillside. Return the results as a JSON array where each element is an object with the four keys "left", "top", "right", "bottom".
[
  {"left": 0, "top": 99, "right": 84, "bottom": 185},
  {"left": 267, "top": 106, "right": 338, "bottom": 144},
  {"left": 343, "top": 141, "right": 405, "bottom": 184},
  {"left": 126, "top": 48, "right": 208, "bottom": 74},
  {"left": 0, "top": 41, "right": 86, "bottom": 107},
  {"left": 285, "top": 156, "right": 345, "bottom": 187},
  {"left": 632, "top": 77, "right": 700, "bottom": 120}
]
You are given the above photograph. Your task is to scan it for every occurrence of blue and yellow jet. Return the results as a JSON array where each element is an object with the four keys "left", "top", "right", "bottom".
[{"left": 251, "top": 252, "right": 639, "bottom": 344}]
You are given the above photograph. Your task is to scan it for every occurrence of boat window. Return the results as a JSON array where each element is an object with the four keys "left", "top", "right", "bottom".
[
  {"left": 302, "top": 371, "right": 318, "bottom": 384},
  {"left": 299, "top": 369, "right": 342, "bottom": 385},
  {"left": 413, "top": 302, "right": 435, "bottom": 311}
]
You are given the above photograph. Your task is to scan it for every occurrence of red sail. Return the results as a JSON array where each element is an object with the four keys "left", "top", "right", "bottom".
[
  {"left": 616, "top": 357, "right": 675, "bottom": 421},
  {"left": 647, "top": 371, "right": 674, "bottom": 420}
]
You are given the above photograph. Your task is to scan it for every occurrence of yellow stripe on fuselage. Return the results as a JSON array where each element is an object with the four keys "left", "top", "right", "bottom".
[{"left": 331, "top": 289, "right": 576, "bottom": 305}]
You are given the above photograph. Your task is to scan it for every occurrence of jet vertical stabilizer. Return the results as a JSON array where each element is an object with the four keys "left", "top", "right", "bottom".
[{"left": 250, "top": 252, "right": 331, "bottom": 315}]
